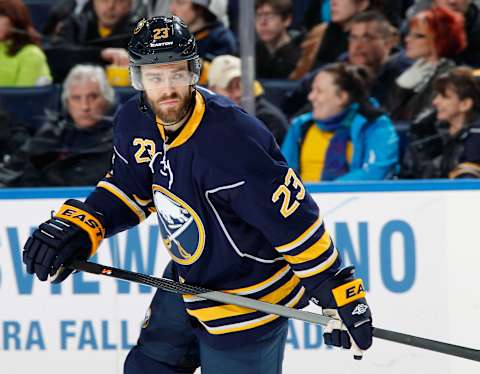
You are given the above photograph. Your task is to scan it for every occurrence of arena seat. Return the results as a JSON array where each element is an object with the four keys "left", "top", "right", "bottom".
[{"left": 0, "top": 85, "right": 61, "bottom": 130}]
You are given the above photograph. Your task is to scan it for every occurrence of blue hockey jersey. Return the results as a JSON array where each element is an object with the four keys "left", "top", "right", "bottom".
[{"left": 86, "top": 87, "right": 342, "bottom": 344}]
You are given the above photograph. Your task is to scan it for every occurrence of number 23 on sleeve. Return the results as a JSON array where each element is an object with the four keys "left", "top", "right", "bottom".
[{"left": 271, "top": 168, "right": 305, "bottom": 218}]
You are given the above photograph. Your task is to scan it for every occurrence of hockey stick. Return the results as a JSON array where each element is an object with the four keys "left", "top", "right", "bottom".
[{"left": 69, "top": 260, "right": 480, "bottom": 363}]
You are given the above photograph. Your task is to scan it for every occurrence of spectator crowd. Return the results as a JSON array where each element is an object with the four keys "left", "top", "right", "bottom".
[{"left": 1, "top": 0, "right": 480, "bottom": 187}]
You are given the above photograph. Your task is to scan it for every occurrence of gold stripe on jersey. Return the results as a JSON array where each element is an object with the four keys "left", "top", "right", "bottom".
[
  {"left": 133, "top": 194, "right": 152, "bottom": 207},
  {"left": 226, "top": 265, "right": 291, "bottom": 295},
  {"left": 294, "top": 248, "right": 339, "bottom": 278},
  {"left": 186, "top": 275, "right": 300, "bottom": 321},
  {"left": 97, "top": 181, "right": 146, "bottom": 222},
  {"left": 197, "top": 287, "right": 305, "bottom": 335},
  {"left": 282, "top": 230, "right": 332, "bottom": 264},
  {"left": 275, "top": 217, "right": 322, "bottom": 253},
  {"left": 156, "top": 91, "right": 206, "bottom": 149},
  {"left": 183, "top": 265, "right": 292, "bottom": 302}
]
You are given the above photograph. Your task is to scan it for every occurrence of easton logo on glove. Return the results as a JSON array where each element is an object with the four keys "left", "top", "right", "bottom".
[
  {"left": 332, "top": 278, "right": 366, "bottom": 307},
  {"left": 56, "top": 202, "right": 105, "bottom": 256}
]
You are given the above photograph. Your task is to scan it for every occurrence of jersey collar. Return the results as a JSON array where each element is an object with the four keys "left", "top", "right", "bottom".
[{"left": 156, "top": 90, "right": 205, "bottom": 149}]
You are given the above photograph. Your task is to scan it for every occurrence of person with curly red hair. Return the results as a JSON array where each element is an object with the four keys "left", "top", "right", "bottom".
[
  {"left": 0, "top": 0, "right": 51, "bottom": 86},
  {"left": 387, "top": 6, "right": 466, "bottom": 122}
]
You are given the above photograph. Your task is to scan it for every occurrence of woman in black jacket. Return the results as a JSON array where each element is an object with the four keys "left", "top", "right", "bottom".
[{"left": 401, "top": 66, "right": 480, "bottom": 178}]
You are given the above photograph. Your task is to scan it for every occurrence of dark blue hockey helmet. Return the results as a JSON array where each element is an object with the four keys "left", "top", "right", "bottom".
[{"left": 128, "top": 16, "right": 201, "bottom": 90}]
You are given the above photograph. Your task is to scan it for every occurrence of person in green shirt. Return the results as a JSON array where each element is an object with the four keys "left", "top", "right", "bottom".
[{"left": 0, "top": 0, "right": 52, "bottom": 86}]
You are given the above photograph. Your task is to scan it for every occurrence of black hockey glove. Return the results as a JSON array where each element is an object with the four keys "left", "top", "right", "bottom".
[
  {"left": 310, "top": 266, "right": 372, "bottom": 359},
  {"left": 23, "top": 199, "right": 105, "bottom": 283}
]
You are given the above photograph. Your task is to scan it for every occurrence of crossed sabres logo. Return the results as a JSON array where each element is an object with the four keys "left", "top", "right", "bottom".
[{"left": 153, "top": 185, "right": 205, "bottom": 265}]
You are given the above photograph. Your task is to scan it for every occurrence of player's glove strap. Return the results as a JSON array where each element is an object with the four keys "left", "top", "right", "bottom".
[
  {"left": 23, "top": 199, "right": 105, "bottom": 283},
  {"left": 55, "top": 200, "right": 105, "bottom": 256}
]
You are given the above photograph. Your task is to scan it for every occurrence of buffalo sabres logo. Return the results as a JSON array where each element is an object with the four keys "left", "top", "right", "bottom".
[
  {"left": 152, "top": 184, "right": 205, "bottom": 265},
  {"left": 133, "top": 18, "right": 147, "bottom": 34}
]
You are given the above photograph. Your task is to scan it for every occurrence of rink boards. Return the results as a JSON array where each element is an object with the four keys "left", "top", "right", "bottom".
[{"left": 0, "top": 180, "right": 479, "bottom": 374}]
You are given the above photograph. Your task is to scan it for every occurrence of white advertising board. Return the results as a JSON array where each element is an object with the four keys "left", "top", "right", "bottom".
[{"left": 0, "top": 182, "right": 479, "bottom": 374}]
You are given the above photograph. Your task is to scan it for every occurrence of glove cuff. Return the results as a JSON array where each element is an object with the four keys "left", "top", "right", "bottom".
[{"left": 55, "top": 199, "right": 106, "bottom": 256}]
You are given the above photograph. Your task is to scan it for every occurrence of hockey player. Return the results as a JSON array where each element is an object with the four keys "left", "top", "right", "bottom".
[{"left": 22, "top": 16, "right": 373, "bottom": 373}]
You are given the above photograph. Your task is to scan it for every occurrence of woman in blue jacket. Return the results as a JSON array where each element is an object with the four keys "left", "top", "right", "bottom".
[{"left": 281, "top": 62, "right": 398, "bottom": 182}]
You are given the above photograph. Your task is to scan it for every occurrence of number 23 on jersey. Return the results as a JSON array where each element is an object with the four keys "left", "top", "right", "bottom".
[{"left": 271, "top": 168, "right": 305, "bottom": 218}]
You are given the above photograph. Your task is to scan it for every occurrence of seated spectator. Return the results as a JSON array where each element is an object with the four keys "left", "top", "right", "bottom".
[
  {"left": 43, "top": 0, "right": 90, "bottom": 37},
  {"left": 400, "top": 66, "right": 480, "bottom": 178},
  {"left": 289, "top": 0, "right": 384, "bottom": 80},
  {"left": 0, "top": 0, "right": 52, "bottom": 86},
  {"left": 208, "top": 54, "right": 288, "bottom": 145},
  {"left": 48, "top": 0, "right": 142, "bottom": 82},
  {"left": 44, "top": 0, "right": 147, "bottom": 38},
  {"left": 303, "top": 0, "right": 405, "bottom": 29},
  {"left": 0, "top": 64, "right": 115, "bottom": 187},
  {"left": 255, "top": 0, "right": 302, "bottom": 79},
  {"left": 387, "top": 6, "right": 466, "bottom": 121},
  {"left": 170, "top": 0, "right": 236, "bottom": 61},
  {"left": 283, "top": 11, "right": 411, "bottom": 117},
  {"left": 281, "top": 62, "right": 398, "bottom": 182},
  {"left": 407, "top": 0, "right": 480, "bottom": 67}
]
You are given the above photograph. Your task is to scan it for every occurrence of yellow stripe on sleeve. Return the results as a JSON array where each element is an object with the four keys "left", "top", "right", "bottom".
[
  {"left": 97, "top": 181, "right": 146, "bottom": 222},
  {"left": 275, "top": 217, "right": 322, "bottom": 253},
  {"left": 282, "top": 231, "right": 332, "bottom": 264},
  {"left": 294, "top": 248, "right": 338, "bottom": 278}
]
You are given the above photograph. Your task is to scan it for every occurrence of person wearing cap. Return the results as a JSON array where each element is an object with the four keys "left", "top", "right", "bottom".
[
  {"left": 22, "top": 16, "right": 373, "bottom": 374},
  {"left": 170, "top": 0, "right": 237, "bottom": 61},
  {"left": 208, "top": 54, "right": 288, "bottom": 144}
]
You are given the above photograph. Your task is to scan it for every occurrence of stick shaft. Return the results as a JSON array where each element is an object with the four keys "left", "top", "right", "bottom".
[{"left": 69, "top": 260, "right": 480, "bottom": 363}]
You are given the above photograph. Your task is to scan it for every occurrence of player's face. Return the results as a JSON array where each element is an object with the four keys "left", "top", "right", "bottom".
[
  {"left": 308, "top": 71, "right": 349, "bottom": 120},
  {"left": 141, "top": 61, "right": 193, "bottom": 124},
  {"left": 170, "top": 0, "right": 196, "bottom": 25},
  {"left": 67, "top": 80, "right": 109, "bottom": 129},
  {"left": 255, "top": 4, "right": 290, "bottom": 43},
  {"left": 432, "top": 87, "right": 472, "bottom": 125},
  {"left": 0, "top": 15, "right": 12, "bottom": 41},
  {"left": 433, "top": 0, "right": 470, "bottom": 14},
  {"left": 93, "top": 0, "right": 132, "bottom": 28},
  {"left": 348, "top": 21, "right": 390, "bottom": 68}
]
